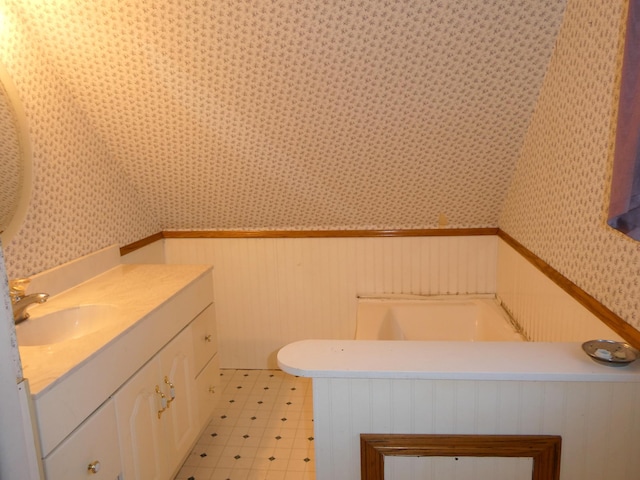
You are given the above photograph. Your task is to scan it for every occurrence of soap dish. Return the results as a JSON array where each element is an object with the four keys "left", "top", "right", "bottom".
[{"left": 582, "top": 340, "right": 639, "bottom": 367}]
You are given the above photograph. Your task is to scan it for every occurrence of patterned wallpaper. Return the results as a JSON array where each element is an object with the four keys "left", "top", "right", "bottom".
[
  {"left": 3, "top": 0, "right": 637, "bottom": 334},
  {"left": 5, "top": 0, "right": 565, "bottom": 239},
  {"left": 0, "top": 72, "right": 20, "bottom": 232},
  {"left": 500, "top": 0, "right": 640, "bottom": 330},
  {"left": 0, "top": 1, "right": 160, "bottom": 278}
]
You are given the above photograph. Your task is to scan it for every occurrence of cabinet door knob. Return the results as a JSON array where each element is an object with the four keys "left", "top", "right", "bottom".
[
  {"left": 204, "top": 334, "right": 212, "bottom": 342},
  {"left": 87, "top": 460, "right": 101, "bottom": 474}
]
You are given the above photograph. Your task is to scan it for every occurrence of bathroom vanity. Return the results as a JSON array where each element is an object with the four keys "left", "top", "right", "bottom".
[{"left": 17, "top": 262, "right": 219, "bottom": 479}]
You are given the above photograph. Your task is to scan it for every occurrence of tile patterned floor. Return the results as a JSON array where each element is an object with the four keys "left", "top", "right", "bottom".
[{"left": 175, "top": 369, "right": 315, "bottom": 480}]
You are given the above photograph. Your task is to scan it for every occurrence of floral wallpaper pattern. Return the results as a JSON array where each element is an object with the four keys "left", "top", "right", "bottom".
[
  {"left": 6, "top": 0, "right": 565, "bottom": 237},
  {"left": 1, "top": 0, "right": 638, "bottom": 332},
  {"left": 0, "top": 1, "right": 160, "bottom": 278},
  {"left": 500, "top": 0, "right": 640, "bottom": 330},
  {"left": 0, "top": 75, "right": 21, "bottom": 233}
]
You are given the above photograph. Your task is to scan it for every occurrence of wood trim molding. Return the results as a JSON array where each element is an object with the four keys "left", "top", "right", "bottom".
[
  {"left": 360, "top": 434, "right": 562, "bottom": 480},
  {"left": 119, "top": 232, "right": 163, "bottom": 256},
  {"left": 161, "top": 228, "right": 498, "bottom": 238},
  {"left": 497, "top": 229, "right": 640, "bottom": 350}
]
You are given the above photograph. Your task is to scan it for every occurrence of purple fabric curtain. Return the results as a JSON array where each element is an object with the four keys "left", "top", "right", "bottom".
[{"left": 609, "top": 0, "right": 640, "bottom": 238}]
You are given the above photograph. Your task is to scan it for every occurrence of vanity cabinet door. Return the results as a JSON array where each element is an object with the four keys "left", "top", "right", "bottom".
[
  {"left": 114, "top": 356, "right": 167, "bottom": 480},
  {"left": 157, "top": 325, "right": 198, "bottom": 472},
  {"left": 114, "top": 325, "right": 198, "bottom": 480}
]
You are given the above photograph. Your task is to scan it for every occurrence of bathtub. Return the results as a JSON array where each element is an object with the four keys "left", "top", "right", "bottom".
[
  {"left": 354, "top": 294, "right": 525, "bottom": 342},
  {"left": 279, "top": 295, "right": 640, "bottom": 480}
]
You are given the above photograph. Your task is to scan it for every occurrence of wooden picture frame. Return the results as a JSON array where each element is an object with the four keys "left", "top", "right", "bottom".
[{"left": 360, "top": 434, "right": 561, "bottom": 480}]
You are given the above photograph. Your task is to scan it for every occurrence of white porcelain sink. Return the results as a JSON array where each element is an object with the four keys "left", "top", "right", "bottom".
[{"left": 16, "top": 305, "right": 119, "bottom": 346}]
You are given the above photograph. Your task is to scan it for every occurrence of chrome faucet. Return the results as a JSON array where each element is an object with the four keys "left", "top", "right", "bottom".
[{"left": 9, "top": 279, "right": 49, "bottom": 324}]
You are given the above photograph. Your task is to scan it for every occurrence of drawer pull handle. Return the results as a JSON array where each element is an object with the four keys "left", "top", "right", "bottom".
[
  {"left": 87, "top": 460, "right": 101, "bottom": 474},
  {"left": 164, "top": 376, "right": 176, "bottom": 406},
  {"left": 155, "top": 385, "right": 167, "bottom": 419},
  {"left": 204, "top": 334, "right": 212, "bottom": 343}
]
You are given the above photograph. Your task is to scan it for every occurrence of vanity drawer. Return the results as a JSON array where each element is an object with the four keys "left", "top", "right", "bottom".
[
  {"left": 191, "top": 304, "right": 217, "bottom": 374},
  {"left": 43, "top": 399, "right": 121, "bottom": 480},
  {"left": 195, "top": 354, "right": 220, "bottom": 424}
]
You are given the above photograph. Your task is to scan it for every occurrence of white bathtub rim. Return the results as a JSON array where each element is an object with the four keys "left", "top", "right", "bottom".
[
  {"left": 355, "top": 293, "right": 527, "bottom": 342},
  {"left": 356, "top": 293, "right": 497, "bottom": 302}
]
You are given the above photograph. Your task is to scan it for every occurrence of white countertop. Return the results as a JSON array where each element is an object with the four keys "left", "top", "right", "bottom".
[
  {"left": 277, "top": 339, "right": 640, "bottom": 382},
  {"left": 19, "top": 263, "right": 211, "bottom": 395}
]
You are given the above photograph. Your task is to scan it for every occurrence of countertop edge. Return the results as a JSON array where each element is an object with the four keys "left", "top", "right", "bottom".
[{"left": 277, "top": 339, "right": 640, "bottom": 382}]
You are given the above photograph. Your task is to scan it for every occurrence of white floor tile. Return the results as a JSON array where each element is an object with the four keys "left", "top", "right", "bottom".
[{"left": 175, "top": 369, "right": 315, "bottom": 480}]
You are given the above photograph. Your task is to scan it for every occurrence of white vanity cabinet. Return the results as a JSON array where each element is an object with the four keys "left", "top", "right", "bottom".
[
  {"left": 24, "top": 264, "right": 219, "bottom": 480},
  {"left": 114, "top": 324, "right": 198, "bottom": 480}
]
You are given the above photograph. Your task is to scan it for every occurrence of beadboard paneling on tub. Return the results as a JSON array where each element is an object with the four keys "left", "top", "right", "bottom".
[
  {"left": 164, "top": 236, "right": 498, "bottom": 368},
  {"left": 312, "top": 377, "right": 640, "bottom": 480},
  {"left": 496, "top": 239, "right": 623, "bottom": 343}
]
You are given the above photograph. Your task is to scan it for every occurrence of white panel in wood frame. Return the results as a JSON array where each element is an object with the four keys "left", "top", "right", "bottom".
[{"left": 385, "top": 456, "right": 533, "bottom": 480}]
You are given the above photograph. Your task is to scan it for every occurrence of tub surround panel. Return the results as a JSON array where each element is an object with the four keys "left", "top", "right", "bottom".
[
  {"left": 164, "top": 235, "right": 498, "bottom": 369},
  {"left": 497, "top": 238, "right": 627, "bottom": 345},
  {"left": 310, "top": 377, "right": 640, "bottom": 480}
]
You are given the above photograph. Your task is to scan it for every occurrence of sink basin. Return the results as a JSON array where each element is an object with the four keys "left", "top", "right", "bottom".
[{"left": 16, "top": 305, "right": 119, "bottom": 346}]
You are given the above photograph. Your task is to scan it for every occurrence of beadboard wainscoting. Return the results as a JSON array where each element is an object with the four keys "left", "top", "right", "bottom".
[
  {"left": 311, "top": 378, "right": 640, "bottom": 480},
  {"left": 163, "top": 236, "right": 499, "bottom": 369},
  {"left": 496, "top": 238, "right": 623, "bottom": 343}
]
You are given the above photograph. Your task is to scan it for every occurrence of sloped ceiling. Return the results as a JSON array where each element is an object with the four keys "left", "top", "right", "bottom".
[{"left": 16, "top": 0, "right": 567, "bottom": 230}]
